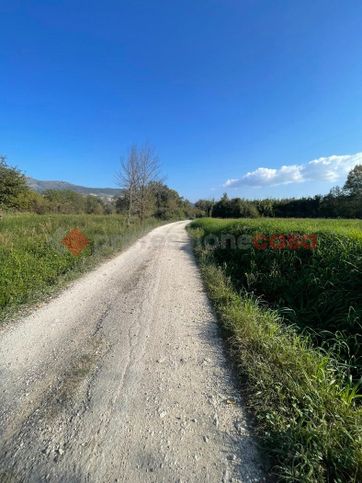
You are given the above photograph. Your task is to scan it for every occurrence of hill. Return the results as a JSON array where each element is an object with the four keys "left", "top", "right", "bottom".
[{"left": 26, "top": 177, "right": 121, "bottom": 198}]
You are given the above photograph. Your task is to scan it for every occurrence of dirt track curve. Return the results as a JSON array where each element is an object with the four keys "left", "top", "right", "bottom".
[{"left": 0, "top": 221, "right": 263, "bottom": 482}]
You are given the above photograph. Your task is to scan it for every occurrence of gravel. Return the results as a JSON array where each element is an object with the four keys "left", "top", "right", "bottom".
[{"left": 0, "top": 221, "right": 264, "bottom": 482}]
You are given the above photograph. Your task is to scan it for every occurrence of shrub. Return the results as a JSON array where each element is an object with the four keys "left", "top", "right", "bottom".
[{"left": 0, "top": 156, "right": 29, "bottom": 210}]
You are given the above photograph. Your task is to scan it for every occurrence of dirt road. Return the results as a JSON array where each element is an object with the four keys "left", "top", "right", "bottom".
[{"left": 0, "top": 221, "right": 263, "bottom": 482}]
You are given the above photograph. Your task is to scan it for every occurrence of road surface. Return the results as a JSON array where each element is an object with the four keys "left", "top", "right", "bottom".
[{"left": 0, "top": 221, "right": 263, "bottom": 482}]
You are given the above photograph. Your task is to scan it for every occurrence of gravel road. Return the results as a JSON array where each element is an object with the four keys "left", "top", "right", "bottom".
[{"left": 0, "top": 221, "right": 263, "bottom": 482}]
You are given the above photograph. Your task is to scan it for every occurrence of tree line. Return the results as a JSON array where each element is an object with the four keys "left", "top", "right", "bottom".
[
  {"left": 1, "top": 151, "right": 361, "bottom": 219},
  {"left": 0, "top": 152, "right": 196, "bottom": 219},
  {"left": 194, "top": 164, "right": 362, "bottom": 219}
]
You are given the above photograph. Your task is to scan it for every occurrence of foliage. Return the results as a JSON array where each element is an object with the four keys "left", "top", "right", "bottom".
[
  {"left": 117, "top": 145, "right": 196, "bottom": 221},
  {"left": 13, "top": 190, "right": 48, "bottom": 214},
  {"left": 191, "top": 217, "right": 362, "bottom": 379},
  {"left": 194, "top": 199, "right": 214, "bottom": 217},
  {"left": 43, "top": 189, "right": 109, "bottom": 214},
  {"left": 0, "top": 156, "right": 114, "bottom": 215},
  {"left": 189, "top": 224, "right": 362, "bottom": 481},
  {"left": 194, "top": 165, "right": 362, "bottom": 219},
  {"left": 0, "top": 153, "right": 192, "bottom": 219},
  {"left": 212, "top": 193, "right": 259, "bottom": 218},
  {"left": 117, "top": 181, "right": 195, "bottom": 220},
  {"left": 344, "top": 164, "right": 362, "bottom": 197},
  {"left": 195, "top": 192, "right": 362, "bottom": 219},
  {"left": 0, "top": 214, "right": 161, "bottom": 320},
  {"left": 0, "top": 156, "right": 29, "bottom": 210}
]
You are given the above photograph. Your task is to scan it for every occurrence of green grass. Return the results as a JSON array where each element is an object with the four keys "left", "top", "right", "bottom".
[
  {"left": 190, "top": 218, "right": 362, "bottom": 378},
  {"left": 0, "top": 213, "right": 162, "bottom": 321},
  {"left": 193, "top": 217, "right": 362, "bottom": 239},
  {"left": 188, "top": 218, "right": 362, "bottom": 481}
]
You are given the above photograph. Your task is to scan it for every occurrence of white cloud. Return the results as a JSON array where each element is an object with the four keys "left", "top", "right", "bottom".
[{"left": 224, "top": 152, "right": 362, "bottom": 188}]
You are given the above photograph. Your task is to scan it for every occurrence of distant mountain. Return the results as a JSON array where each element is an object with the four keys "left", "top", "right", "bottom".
[{"left": 26, "top": 177, "right": 121, "bottom": 198}]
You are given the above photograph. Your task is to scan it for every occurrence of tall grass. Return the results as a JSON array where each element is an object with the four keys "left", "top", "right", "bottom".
[
  {"left": 191, "top": 218, "right": 362, "bottom": 379},
  {"left": 194, "top": 217, "right": 362, "bottom": 239},
  {"left": 188, "top": 218, "right": 362, "bottom": 481},
  {"left": 0, "top": 213, "right": 161, "bottom": 321}
]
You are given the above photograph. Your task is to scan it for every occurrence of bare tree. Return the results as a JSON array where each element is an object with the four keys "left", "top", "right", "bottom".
[
  {"left": 137, "top": 145, "right": 160, "bottom": 222},
  {"left": 117, "top": 144, "right": 160, "bottom": 224},
  {"left": 117, "top": 145, "right": 139, "bottom": 226}
]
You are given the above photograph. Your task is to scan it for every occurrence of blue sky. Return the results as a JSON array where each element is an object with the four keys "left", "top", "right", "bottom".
[{"left": 1, "top": 0, "right": 362, "bottom": 201}]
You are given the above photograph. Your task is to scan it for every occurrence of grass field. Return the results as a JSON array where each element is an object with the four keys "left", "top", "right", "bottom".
[
  {"left": 191, "top": 217, "right": 362, "bottom": 237},
  {"left": 188, "top": 217, "right": 362, "bottom": 482},
  {"left": 191, "top": 217, "right": 362, "bottom": 375},
  {"left": 0, "top": 213, "right": 161, "bottom": 321}
]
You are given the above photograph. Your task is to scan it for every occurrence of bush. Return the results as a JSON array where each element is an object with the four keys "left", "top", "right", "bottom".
[{"left": 0, "top": 156, "right": 29, "bottom": 210}]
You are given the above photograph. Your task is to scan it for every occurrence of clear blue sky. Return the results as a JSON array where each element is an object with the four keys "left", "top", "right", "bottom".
[{"left": 1, "top": 0, "right": 362, "bottom": 201}]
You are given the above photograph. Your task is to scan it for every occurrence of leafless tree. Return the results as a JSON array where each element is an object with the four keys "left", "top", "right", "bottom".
[
  {"left": 137, "top": 145, "right": 160, "bottom": 222},
  {"left": 117, "top": 144, "right": 160, "bottom": 224},
  {"left": 117, "top": 145, "right": 139, "bottom": 226}
]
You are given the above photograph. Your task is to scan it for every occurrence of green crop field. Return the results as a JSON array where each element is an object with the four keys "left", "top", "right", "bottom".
[
  {"left": 0, "top": 214, "right": 161, "bottom": 321},
  {"left": 188, "top": 217, "right": 362, "bottom": 482}
]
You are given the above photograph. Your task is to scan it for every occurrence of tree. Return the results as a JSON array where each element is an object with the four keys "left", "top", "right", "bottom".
[
  {"left": 137, "top": 145, "right": 160, "bottom": 221},
  {"left": 149, "top": 181, "right": 187, "bottom": 219},
  {"left": 212, "top": 193, "right": 231, "bottom": 218},
  {"left": 15, "top": 190, "right": 48, "bottom": 214},
  {"left": 194, "top": 199, "right": 214, "bottom": 217},
  {"left": 255, "top": 199, "right": 275, "bottom": 217},
  {"left": 344, "top": 164, "right": 362, "bottom": 196},
  {"left": 0, "top": 155, "right": 29, "bottom": 209},
  {"left": 211, "top": 194, "right": 259, "bottom": 218},
  {"left": 42, "top": 189, "right": 107, "bottom": 214},
  {"left": 84, "top": 195, "right": 106, "bottom": 214},
  {"left": 117, "top": 144, "right": 160, "bottom": 223},
  {"left": 118, "top": 146, "right": 140, "bottom": 225}
]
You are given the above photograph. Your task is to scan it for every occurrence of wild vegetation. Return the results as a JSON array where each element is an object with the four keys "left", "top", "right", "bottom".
[
  {"left": 195, "top": 164, "right": 362, "bottom": 219},
  {"left": 2, "top": 152, "right": 362, "bottom": 479},
  {"left": 0, "top": 214, "right": 162, "bottom": 321},
  {"left": 0, "top": 149, "right": 196, "bottom": 321},
  {"left": 189, "top": 217, "right": 362, "bottom": 481},
  {"left": 0, "top": 154, "right": 196, "bottom": 219}
]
